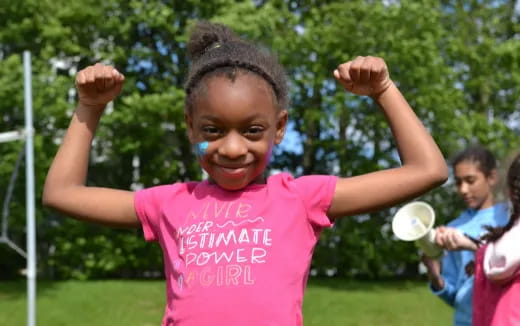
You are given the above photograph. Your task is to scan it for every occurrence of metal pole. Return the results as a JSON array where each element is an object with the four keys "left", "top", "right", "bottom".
[
  {"left": 24, "top": 50, "right": 36, "bottom": 326},
  {"left": 0, "top": 130, "right": 25, "bottom": 143}
]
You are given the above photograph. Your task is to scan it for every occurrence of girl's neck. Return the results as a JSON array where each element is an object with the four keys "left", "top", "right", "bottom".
[
  {"left": 470, "top": 200, "right": 496, "bottom": 211},
  {"left": 474, "top": 196, "right": 495, "bottom": 211}
]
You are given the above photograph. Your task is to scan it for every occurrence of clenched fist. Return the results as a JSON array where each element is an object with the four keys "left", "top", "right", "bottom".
[
  {"left": 75, "top": 63, "right": 125, "bottom": 109},
  {"left": 334, "top": 56, "right": 393, "bottom": 97},
  {"left": 434, "top": 226, "right": 478, "bottom": 251}
]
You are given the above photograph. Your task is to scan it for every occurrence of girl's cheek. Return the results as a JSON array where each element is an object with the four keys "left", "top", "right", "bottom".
[
  {"left": 195, "top": 141, "right": 209, "bottom": 158},
  {"left": 266, "top": 144, "right": 274, "bottom": 163}
]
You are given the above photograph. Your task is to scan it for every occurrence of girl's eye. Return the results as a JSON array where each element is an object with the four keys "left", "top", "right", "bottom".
[
  {"left": 202, "top": 126, "right": 221, "bottom": 135},
  {"left": 244, "top": 126, "right": 264, "bottom": 136}
]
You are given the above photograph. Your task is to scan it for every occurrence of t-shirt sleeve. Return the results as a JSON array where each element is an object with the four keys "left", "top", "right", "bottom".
[
  {"left": 134, "top": 184, "right": 179, "bottom": 242},
  {"left": 292, "top": 175, "right": 338, "bottom": 229},
  {"left": 484, "top": 223, "right": 520, "bottom": 283}
]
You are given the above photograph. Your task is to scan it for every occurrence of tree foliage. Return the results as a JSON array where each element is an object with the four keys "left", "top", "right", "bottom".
[{"left": 0, "top": 0, "right": 518, "bottom": 279}]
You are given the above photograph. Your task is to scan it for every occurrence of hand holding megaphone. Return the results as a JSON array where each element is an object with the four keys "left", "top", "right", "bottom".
[
  {"left": 433, "top": 226, "right": 479, "bottom": 251},
  {"left": 391, "top": 201, "right": 443, "bottom": 259},
  {"left": 392, "top": 202, "right": 479, "bottom": 258}
]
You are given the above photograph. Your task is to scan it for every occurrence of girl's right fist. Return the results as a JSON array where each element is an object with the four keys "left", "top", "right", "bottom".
[
  {"left": 75, "top": 63, "right": 125, "bottom": 109},
  {"left": 434, "top": 226, "right": 474, "bottom": 251}
]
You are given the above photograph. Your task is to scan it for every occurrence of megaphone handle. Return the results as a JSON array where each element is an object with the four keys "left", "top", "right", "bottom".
[
  {"left": 417, "top": 228, "right": 444, "bottom": 259},
  {"left": 428, "top": 228, "right": 437, "bottom": 244}
]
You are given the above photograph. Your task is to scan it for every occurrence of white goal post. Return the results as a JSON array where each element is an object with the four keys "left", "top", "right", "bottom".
[{"left": 0, "top": 51, "right": 36, "bottom": 326}]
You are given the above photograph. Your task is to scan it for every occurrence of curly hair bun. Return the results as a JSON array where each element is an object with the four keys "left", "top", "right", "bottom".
[{"left": 187, "top": 21, "right": 241, "bottom": 61}]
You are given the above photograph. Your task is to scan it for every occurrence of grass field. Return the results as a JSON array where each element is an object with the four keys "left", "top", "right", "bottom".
[{"left": 0, "top": 278, "right": 452, "bottom": 325}]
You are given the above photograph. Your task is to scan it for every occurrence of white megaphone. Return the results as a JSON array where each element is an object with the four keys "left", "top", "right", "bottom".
[{"left": 392, "top": 201, "right": 443, "bottom": 259}]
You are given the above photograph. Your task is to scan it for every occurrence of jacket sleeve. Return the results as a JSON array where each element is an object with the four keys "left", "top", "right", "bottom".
[{"left": 431, "top": 250, "right": 460, "bottom": 306}]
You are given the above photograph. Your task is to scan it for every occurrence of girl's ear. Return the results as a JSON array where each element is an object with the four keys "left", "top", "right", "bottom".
[
  {"left": 185, "top": 113, "right": 195, "bottom": 144},
  {"left": 487, "top": 169, "right": 498, "bottom": 186},
  {"left": 274, "top": 110, "right": 288, "bottom": 145}
]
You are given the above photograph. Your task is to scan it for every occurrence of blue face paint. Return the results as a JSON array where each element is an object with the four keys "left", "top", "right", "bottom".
[{"left": 195, "top": 141, "right": 209, "bottom": 157}]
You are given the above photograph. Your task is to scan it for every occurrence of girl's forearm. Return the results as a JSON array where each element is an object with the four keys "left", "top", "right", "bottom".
[
  {"left": 43, "top": 104, "right": 105, "bottom": 200},
  {"left": 373, "top": 83, "right": 448, "bottom": 182}
]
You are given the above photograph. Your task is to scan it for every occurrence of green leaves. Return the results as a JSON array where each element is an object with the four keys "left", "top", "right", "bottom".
[{"left": 1, "top": 0, "right": 518, "bottom": 280}]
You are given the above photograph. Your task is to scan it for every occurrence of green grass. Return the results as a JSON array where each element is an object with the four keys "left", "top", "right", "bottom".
[
  {"left": 302, "top": 279, "right": 452, "bottom": 325},
  {"left": 0, "top": 278, "right": 452, "bottom": 325}
]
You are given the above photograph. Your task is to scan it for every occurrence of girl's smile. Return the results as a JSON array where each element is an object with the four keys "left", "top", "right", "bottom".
[{"left": 216, "top": 164, "right": 250, "bottom": 178}]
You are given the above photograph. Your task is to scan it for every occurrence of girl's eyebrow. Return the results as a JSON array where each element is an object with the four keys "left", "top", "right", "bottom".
[
  {"left": 455, "top": 175, "right": 477, "bottom": 180},
  {"left": 198, "top": 113, "right": 269, "bottom": 123}
]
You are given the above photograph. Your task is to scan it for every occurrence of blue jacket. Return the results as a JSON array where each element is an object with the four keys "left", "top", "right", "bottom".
[{"left": 431, "top": 203, "right": 509, "bottom": 326}]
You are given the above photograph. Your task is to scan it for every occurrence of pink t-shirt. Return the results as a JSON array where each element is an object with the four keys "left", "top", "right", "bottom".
[
  {"left": 134, "top": 173, "right": 337, "bottom": 326},
  {"left": 473, "top": 245, "right": 520, "bottom": 326}
]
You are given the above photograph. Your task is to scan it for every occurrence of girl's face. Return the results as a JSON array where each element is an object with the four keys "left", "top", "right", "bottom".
[
  {"left": 186, "top": 73, "right": 287, "bottom": 191},
  {"left": 454, "top": 160, "right": 497, "bottom": 210}
]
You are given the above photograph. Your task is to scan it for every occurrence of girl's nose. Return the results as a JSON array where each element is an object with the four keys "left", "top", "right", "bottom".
[
  {"left": 459, "top": 182, "right": 469, "bottom": 194},
  {"left": 218, "top": 131, "right": 247, "bottom": 159}
]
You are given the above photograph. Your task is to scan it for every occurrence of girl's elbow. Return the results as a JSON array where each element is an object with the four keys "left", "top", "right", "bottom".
[
  {"left": 431, "top": 165, "right": 449, "bottom": 186},
  {"left": 417, "top": 164, "right": 448, "bottom": 188},
  {"left": 42, "top": 188, "right": 58, "bottom": 209},
  {"left": 42, "top": 182, "right": 65, "bottom": 210}
]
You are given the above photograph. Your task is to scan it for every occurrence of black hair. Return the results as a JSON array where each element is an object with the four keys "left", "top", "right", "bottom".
[
  {"left": 482, "top": 152, "right": 520, "bottom": 243},
  {"left": 452, "top": 145, "right": 497, "bottom": 177},
  {"left": 183, "top": 21, "right": 289, "bottom": 113}
]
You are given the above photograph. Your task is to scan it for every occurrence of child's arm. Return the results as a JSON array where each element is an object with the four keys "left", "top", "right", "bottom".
[
  {"left": 434, "top": 226, "right": 479, "bottom": 251},
  {"left": 422, "top": 252, "right": 460, "bottom": 306},
  {"left": 328, "top": 56, "right": 448, "bottom": 220},
  {"left": 43, "top": 64, "right": 139, "bottom": 227}
]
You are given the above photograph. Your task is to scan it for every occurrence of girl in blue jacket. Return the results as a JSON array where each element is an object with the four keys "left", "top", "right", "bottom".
[{"left": 422, "top": 146, "right": 509, "bottom": 326}]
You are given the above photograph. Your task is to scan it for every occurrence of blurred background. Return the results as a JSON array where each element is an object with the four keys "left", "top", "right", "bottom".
[{"left": 1, "top": 0, "right": 519, "bottom": 324}]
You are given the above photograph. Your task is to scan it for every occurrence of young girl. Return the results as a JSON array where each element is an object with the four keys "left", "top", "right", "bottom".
[
  {"left": 43, "top": 21, "right": 448, "bottom": 325},
  {"left": 473, "top": 153, "right": 520, "bottom": 326},
  {"left": 422, "top": 146, "right": 510, "bottom": 326}
]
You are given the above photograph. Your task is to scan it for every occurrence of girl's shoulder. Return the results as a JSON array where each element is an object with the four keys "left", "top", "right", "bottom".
[
  {"left": 266, "top": 172, "right": 338, "bottom": 193},
  {"left": 494, "top": 202, "right": 511, "bottom": 225},
  {"left": 135, "top": 181, "right": 203, "bottom": 201},
  {"left": 446, "top": 210, "right": 473, "bottom": 228},
  {"left": 451, "top": 203, "right": 509, "bottom": 226}
]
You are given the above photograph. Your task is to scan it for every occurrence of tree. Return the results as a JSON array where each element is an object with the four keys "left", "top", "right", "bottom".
[{"left": 0, "top": 0, "right": 518, "bottom": 279}]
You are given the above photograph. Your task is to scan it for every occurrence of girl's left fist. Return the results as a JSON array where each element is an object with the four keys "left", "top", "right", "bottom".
[{"left": 334, "top": 56, "right": 393, "bottom": 97}]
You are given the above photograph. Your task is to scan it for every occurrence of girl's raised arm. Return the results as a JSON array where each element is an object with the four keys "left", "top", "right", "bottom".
[
  {"left": 328, "top": 56, "right": 448, "bottom": 220},
  {"left": 43, "top": 64, "right": 139, "bottom": 227}
]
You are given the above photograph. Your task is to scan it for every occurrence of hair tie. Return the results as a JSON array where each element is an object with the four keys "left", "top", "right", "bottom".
[{"left": 204, "top": 42, "right": 222, "bottom": 55}]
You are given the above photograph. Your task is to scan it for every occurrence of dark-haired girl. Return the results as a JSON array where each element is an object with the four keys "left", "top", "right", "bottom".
[
  {"left": 422, "top": 146, "right": 509, "bottom": 326},
  {"left": 43, "top": 21, "right": 447, "bottom": 325},
  {"left": 473, "top": 152, "right": 520, "bottom": 326}
]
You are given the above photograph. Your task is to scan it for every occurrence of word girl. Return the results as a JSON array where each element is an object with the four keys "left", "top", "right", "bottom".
[{"left": 43, "top": 21, "right": 448, "bottom": 326}]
